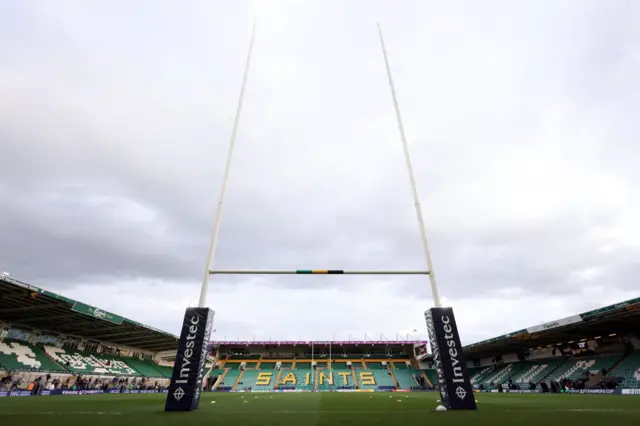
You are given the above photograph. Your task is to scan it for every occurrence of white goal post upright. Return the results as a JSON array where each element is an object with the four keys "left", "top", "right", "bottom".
[
  {"left": 376, "top": 23, "right": 441, "bottom": 308},
  {"left": 198, "top": 20, "right": 257, "bottom": 308}
]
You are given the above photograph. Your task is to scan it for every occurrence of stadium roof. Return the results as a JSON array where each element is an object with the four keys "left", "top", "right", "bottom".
[
  {"left": 0, "top": 275, "right": 179, "bottom": 353},
  {"left": 463, "top": 296, "right": 640, "bottom": 359}
]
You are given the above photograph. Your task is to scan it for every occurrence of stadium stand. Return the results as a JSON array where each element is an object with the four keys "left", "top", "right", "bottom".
[
  {"left": 422, "top": 368, "right": 437, "bottom": 385},
  {"left": 0, "top": 275, "right": 180, "bottom": 393},
  {"left": 259, "top": 362, "right": 277, "bottom": 370},
  {"left": 0, "top": 340, "right": 65, "bottom": 372},
  {"left": 218, "top": 369, "right": 242, "bottom": 390},
  {"left": 3, "top": 272, "right": 640, "bottom": 397},
  {"left": 317, "top": 369, "right": 355, "bottom": 390},
  {"left": 476, "top": 362, "right": 531, "bottom": 387},
  {"left": 608, "top": 351, "right": 640, "bottom": 389},
  {"left": 393, "top": 367, "right": 418, "bottom": 389},
  {"left": 235, "top": 370, "right": 261, "bottom": 390},
  {"left": 544, "top": 354, "right": 622, "bottom": 382},
  {"left": 279, "top": 369, "right": 314, "bottom": 390},
  {"left": 43, "top": 346, "right": 137, "bottom": 375},
  {"left": 360, "top": 369, "right": 395, "bottom": 389},
  {"left": 511, "top": 358, "right": 566, "bottom": 384},
  {"left": 123, "top": 357, "right": 171, "bottom": 378}
]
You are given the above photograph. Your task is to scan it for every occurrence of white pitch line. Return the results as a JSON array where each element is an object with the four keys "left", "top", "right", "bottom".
[
  {"left": 503, "top": 408, "right": 640, "bottom": 413},
  {"left": 0, "top": 411, "right": 122, "bottom": 416},
  {"left": 201, "top": 409, "right": 435, "bottom": 414}
]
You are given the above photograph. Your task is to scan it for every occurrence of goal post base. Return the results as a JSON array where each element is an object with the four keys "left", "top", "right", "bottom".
[
  {"left": 425, "top": 307, "right": 477, "bottom": 410},
  {"left": 165, "top": 307, "right": 214, "bottom": 412}
]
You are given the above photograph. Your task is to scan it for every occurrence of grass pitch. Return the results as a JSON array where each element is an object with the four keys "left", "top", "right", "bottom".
[{"left": 1, "top": 391, "right": 638, "bottom": 426}]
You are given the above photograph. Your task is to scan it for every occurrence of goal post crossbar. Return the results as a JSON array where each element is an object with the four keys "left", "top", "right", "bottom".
[{"left": 209, "top": 269, "right": 430, "bottom": 275}]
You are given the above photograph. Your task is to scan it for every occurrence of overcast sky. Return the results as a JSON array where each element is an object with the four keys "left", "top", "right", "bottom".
[{"left": 1, "top": 0, "right": 639, "bottom": 346}]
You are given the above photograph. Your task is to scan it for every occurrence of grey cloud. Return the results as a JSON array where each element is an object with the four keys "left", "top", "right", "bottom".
[{"left": 1, "top": 0, "right": 639, "bottom": 340}]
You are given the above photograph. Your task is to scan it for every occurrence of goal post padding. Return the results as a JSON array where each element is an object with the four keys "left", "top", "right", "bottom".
[
  {"left": 165, "top": 307, "right": 214, "bottom": 412},
  {"left": 425, "top": 307, "right": 477, "bottom": 410}
]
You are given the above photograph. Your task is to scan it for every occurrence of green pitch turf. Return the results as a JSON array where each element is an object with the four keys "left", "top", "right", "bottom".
[{"left": 1, "top": 392, "right": 639, "bottom": 426}]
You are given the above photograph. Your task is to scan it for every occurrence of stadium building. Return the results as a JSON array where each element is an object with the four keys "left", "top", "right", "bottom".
[{"left": 1, "top": 274, "right": 639, "bottom": 396}]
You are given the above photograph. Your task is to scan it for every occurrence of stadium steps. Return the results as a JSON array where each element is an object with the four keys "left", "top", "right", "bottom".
[
  {"left": 392, "top": 368, "right": 418, "bottom": 389},
  {"left": 512, "top": 359, "right": 564, "bottom": 384},
  {"left": 232, "top": 370, "right": 246, "bottom": 390},
  {"left": 389, "top": 369, "right": 400, "bottom": 387},
  {"left": 544, "top": 354, "right": 623, "bottom": 382},
  {"left": 236, "top": 370, "right": 261, "bottom": 390},
  {"left": 273, "top": 369, "right": 283, "bottom": 389},
  {"left": 351, "top": 367, "right": 359, "bottom": 389},
  {"left": 481, "top": 362, "right": 531, "bottom": 386},
  {"left": 420, "top": 369, "right": 433, "bottom": 387},
  {"left": 219, "top": 369, "right": 241, "bottom": 389},
  {"left": 584, "top": 371, "right": 605, "bottom": 389},
  {"left": 470, "top": 366, "right": 495, "bottom": 384},
  {"left": 213, "top": 369, "right": 230, "bottom": 390},
  {"left": 38, "top": 346, "right": 69, "bottom": 372},
  {"left": 314, "top": 370, "right": 319, "bottom": 391},
  {"left": 607, "top": 351, "right": 640, "bottom": 389},
  {"left": 607, "top": 352, "right": 631, "bottom": 375}
]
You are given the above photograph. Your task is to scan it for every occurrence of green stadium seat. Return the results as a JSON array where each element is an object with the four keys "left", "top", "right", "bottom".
[
  {"left": 608, "top": 351, "right": 640, "bottom": 389},
  {"left": 278, "top": 369, "right": 314, "bottom": 390},
  {"left": 259, "top": 362, "right": 277, "bottom": 370},
  {"left": 207, "top": 369, "right": 225, "bottom": 378},
  {"left": 421, "top": 369, "right": 438, "bottom": 385},
  {"left": 359, "top": 369, "right": 395, "bottom": 388},
  {"left": 219, "top": 369, "right": 242, "bottom": 389},
  {"left": 0, "top": 340, "right": 64, "bottom": 372},
  {"left": 153, "top": 364, "right": 174, "bottom": 378},
  {"left": 545, "top": 354, "right": 623, "bottom": 382},
  {"left": 469, "top": 366, "right": 496, "bottom": 384},
  {"left": 393, "top": 369, "right": 418, "bottom": 389},
  {"left": 478, "top": 362, "right": 531, "bottom": 387},
  {"left": 122, "top": 357, "right": 167, "bottom": 378},
  {"left": 511, "top": 359, "right": 566, "bottom": 384},
  {"left": 235, "top": 370, "right": 261, "bottom": 390},
  {"left": 317, "top": 370, "right": 354, "bottom": 390},
  {"left": 43, "top": 346, "right": 137, "bottom": 375}
]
